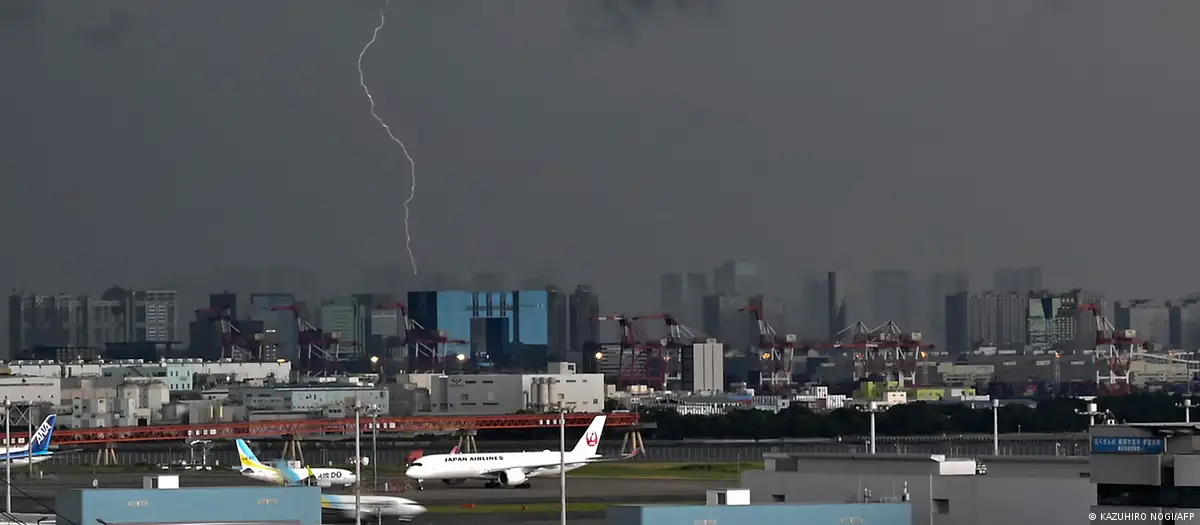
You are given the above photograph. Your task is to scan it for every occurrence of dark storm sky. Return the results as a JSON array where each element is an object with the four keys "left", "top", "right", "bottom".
[{"left": 4, "top": 0, "right": 1200, "bottom": 308}]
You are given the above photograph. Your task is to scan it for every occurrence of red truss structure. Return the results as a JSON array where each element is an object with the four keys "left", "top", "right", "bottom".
[
  {"left": 812, "top": 321, "right": 933, "bottom": 387},
  {"left": 1080, "top": 303, "right": 1140, "bottom": 395},
  {"left": 597, "top": 313, "right": 699, "bottom": 389}
]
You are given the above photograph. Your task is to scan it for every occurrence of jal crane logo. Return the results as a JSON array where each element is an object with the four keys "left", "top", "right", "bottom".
[{"left": 585, "top": 431, "right": 599, "bottom": 447}]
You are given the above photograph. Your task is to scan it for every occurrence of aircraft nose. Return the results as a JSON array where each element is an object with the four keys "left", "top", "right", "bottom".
[
  {"left": 410, "top": 504, "right": 427, "bottom": 516},
  {"left": 404, "top": 466, "right": 419, "bottom": 478}
]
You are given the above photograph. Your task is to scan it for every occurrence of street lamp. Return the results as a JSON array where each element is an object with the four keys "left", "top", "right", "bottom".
[
  {"left": 1181, "top": 398, "right": 1193, "bottom": 424},
  {"left": 558, "top": 403, "right": 566, "bottom": 525},
  {"left": 1076, "top": 402, "right": 1104, "bottom": 427},
  {"left": 864, "top": 401, "right": 885, "bottom": 455},
  {"left": 4, "top": 398, "right": 10, "bottom": 514},
  {"left": 366, "top": 405, "right": 381, "bottom": 492},
  {"left": 991, "top": 398, "right": 1000, "bottom": 456},
  {"left": 350, "top": 402, "right": 363, "bottom": 525}
]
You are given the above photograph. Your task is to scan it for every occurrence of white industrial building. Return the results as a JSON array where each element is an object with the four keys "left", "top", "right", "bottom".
[
  {"left": 681, "top": 340, "right": 724, "bottom": 392},
  {"left": 61, "top": 376, "right": 171, "bottom": 428},
  {"left": 7, "top": 359, "right": 291, "bottom": 391},
  {"left": 229, "top": 385, "right": 389, "bottom": 415},
  {"left": 395, "top": 362, "right": 605, "bottom": 415},
  {"left": 0, "top": 375, "right": 60, "bottom": 405}
]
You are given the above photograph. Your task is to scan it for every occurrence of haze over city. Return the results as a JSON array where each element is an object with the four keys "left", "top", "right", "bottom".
[{"left": 6, "top": 0, "right": 1200, "bottom": 311}]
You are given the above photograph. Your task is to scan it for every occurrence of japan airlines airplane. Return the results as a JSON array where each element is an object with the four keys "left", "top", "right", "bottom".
[
  {"left": 235, "top": 439, "right": 358, "bottom": 487},
  {"left": 0, "top": 415, "right": 59, "bottom": 466},
  {"left": 404, "top": 414, "right": 633, "bottom": 489}
]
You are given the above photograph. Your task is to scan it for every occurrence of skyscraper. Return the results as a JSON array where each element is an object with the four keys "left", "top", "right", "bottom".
[
  {"left": 659, "top": 273, "right": 685, "bottom": 315},
  {"left": 801, "top": 274, "right": 829, "bottom": 341},
  {"left": 827, "top": 272, "right": 849, "bottom": 341},
  {"left": 926, "top": 271, "right": 969, "bottom": 349},
  {"left": 568, "top": 285, "right": 600, "bottom": 360},
  {"left": 713, "top": 260, "right": 759, "bottom": 296}
]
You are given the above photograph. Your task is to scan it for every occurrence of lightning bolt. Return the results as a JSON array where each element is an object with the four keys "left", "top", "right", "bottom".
[{"left": 358, "top": 0, "right": 419, "bottom": 275}]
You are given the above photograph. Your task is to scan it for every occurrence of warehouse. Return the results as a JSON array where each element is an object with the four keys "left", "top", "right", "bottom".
[
  {"left": 606, "top": 489, "right": 911, "bottom": 525},
  {"left": 740, "top": 452, "right": 1093, "bottom": 525},
  {"left": 56, "top": 476, "right": 321, "bottom": 525}
]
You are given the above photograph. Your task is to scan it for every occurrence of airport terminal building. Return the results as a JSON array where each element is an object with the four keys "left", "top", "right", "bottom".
[{"left": 740, "top": 423, "right": 1200, "bottom": 524}]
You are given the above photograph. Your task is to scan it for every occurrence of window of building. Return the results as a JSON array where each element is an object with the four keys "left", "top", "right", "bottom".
[
  {"left": 771, "top": 494, "right": 785, "bottom": 503},
  {"left": 460, "top": 394, "right": 469, "bottom": 401},
  {"left": 932, "top": 499, "right": 950, "bottom": 514}
]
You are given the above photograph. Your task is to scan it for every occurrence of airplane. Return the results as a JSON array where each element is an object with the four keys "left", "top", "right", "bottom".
[
  {"left": 404, "top": 414, "right": 635, "bottom": 489},
  {"left": 235, "top": 439, "right": 358, "bottom": 487},
  {"left": 320, "top": 493, "right": 426, "bottom": 522},
  {"left": 0, "top": 414, "right": 60, "bottom": 466}
]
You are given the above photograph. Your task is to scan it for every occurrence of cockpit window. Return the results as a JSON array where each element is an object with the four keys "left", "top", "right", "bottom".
[{"left": 410, "top": 462, "right": 423, "bottom": 467}]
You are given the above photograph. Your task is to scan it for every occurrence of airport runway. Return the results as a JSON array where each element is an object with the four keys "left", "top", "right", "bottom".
[{"left": 4, "top": 471, "right": 719, "bottom": 516}]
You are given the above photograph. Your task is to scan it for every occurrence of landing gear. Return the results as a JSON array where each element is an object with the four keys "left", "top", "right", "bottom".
[
  {"left": 518, "top": 482, "right": 532, "bottom": 489},
  {"left": 415, "top": 480, "right": 425, "bottom": 491}
]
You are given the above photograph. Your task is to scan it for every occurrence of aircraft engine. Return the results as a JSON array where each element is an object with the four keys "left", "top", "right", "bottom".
[{"left": 498, "top": 468, "right": 528, "bottom": 486}]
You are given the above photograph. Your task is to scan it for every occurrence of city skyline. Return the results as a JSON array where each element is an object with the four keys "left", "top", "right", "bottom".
[{"left": 8, "top": 2, "right": 1200, "bottom": 363}]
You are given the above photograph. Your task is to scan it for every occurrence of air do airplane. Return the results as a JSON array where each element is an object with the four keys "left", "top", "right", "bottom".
[
  {"left": 404, "top": 414, "right": 634, "bottom": 489},
  {"left": 235, "top": 439, "right": 357, "bottom": 487}
]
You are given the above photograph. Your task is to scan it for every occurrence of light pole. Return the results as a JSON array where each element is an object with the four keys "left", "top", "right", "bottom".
[
  {"left": 367, "top": 405, "right": 380, "bottom": 492},
  {"left": 865, "top": 401, "right": 884, "bottom": 455},
  {"left": 1076, "top": 402, "right": 1104, "bottom": 427},
  {"left": 558, "top": 403, "right": 566, "bottom": 525},
  {"left": 1181, "top": 398, "right": 1193, "bottom": 424},
  {"left": 991, "top": 398, "right": 1000, "bottom": 456},
  {"left": 352, "top": 403, "right": 362, "bottom": 525},
  {"left": 4, "top": 397, "right": 11, "bottom": 514}
]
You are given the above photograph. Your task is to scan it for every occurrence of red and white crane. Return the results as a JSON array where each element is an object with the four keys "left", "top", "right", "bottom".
[
  {"left": 1080, "top": 303, "right": 1139, "bottom": 394},
  {"left": 738, "top": 304, "right": 797, "bottom": 392},
  {"left": 819, "top": 321, "right": 931, "bottom": 387},
  {"left": 376, "top": 302, "right": 467, "bottom": 373}
]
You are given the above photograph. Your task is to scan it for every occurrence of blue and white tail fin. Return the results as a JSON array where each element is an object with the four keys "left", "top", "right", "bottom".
[
  {"left": 571, "top": 415, "right": 607, "bottom": 456},
  {"left": 29, "top": 415, "right": 54, "bottom": 454}
]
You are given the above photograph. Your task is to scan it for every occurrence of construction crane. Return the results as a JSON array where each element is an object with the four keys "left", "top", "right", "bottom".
[
  {"left": 596, "top": 314, "right": 668, "bottom": 390},
  {"left": 822, "top": 321, "right": 932, "bottom": 387},
  {"left": 376, "top": 302, "right": 467, "bottom": 373},
  {"left": 271, "top": 304, "right": 342, "bottom": 377},
  {"left": 1080, "top": 303, "right": 1140, "bottom": 394},
  {"left": 737, "top": 304, "right": 798, "bottom": 393},
  {"left": 631, "top": 313, "right": 699, "bottom": 388},
  {"left": 194, "top": 307, "right": 257, "bottom": 361}
]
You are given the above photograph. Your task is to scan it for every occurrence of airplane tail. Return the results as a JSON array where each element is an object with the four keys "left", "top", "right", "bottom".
[
  {"left": 235, "top": 439, "right": 264, "bottom": 469},
  {"left": 571, "top": 415, "right": 607, "bottom": 456},
  {"left": 29, "top": 415, "right": 55, "bottom": 454}
]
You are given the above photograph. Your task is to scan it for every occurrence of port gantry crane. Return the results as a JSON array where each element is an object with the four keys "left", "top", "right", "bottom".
[
  {"left": 195, "top": 306, "right": 258, "bottom": 361},
  {"left": 738, "top": 304, "right": 798, "bottom": 393},
  {"left": 630, "top": 313, "right": 698, "bottom": 388},
  {"left": 1079, "top": 303, "right": 1141, "bottom": 394},
  {"left": 596, "top": 313, "right": 700, "bottom": 390},
  {"left": 271, "top": 304, "right": 344, "bottom": 377},
  {"left": 821, "top": 321, "right": 932, "bottom": 387},
  {"left": 375, "top": 301, "right": 467, "bottom": 373}
]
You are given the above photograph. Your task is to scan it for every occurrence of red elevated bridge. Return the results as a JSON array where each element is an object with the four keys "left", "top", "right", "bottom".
[{"left": 15, "top": 413, "right": 640, "bottom": 445}]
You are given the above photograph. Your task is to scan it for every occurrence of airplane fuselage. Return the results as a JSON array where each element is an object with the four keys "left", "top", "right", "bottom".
[
  {"left": 405, "top": 451, "right": 599, "bottom": 481},
  {"left": 322, "top": 494, "right": 425, "bottom": 521},
  {"left": 243, "top": 467, "right": 357, "bottom": 486}
]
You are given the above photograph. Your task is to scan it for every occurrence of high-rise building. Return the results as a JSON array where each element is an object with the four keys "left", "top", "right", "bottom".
[
  {"left": 870, "top": 270, "right": 915, "bottom": 328},
  {"left": 926, "top": 271, "right": 968, "bottom": 349},
  {"left": 319, "top": 296, "right": 368, "bottom": 360},
  {"left": 683, "top": 273, "right": 708, "bottom": 327},
  {"left": 568, "top": 285, "right": 600, "bottom": 362},
  {"left": 799, "top": 274, "right": 828, "bottom": 341},
  {"left": 250, "top": 293, "right": 299, "bottom": 361},
  {"left": 827, "top": 272, "right": 849, "bottom": 341},
  {"left": 993, "top": 267, "right": 1043, "bottom": 294},
  {"left": 967, "top": 293, "right": 1026, "bottom": 349},
  {"left": 405, "top": 290, "right": 551, "bottom": 370},
  {"left": 7, "top": 293, "right": 92, "bottom": 359},
  {"left": 659, "top": 273, "right": 685, "bottom": 315},
  {"left": 1113, "top": 301, "right": 1173, "bottom": 349},
  {"left": 713, "top": 260, "right": 759, "bottom": 296},
  {"left": 702, "top": 294, "right": 753, "bottom": 351},
  {"left": 546, "top": 286, "right": 570, "bottom": 359},
  {"left": 944, "top": 292, "right": 970, "bottom": 354},
  {"left": 1026, "top": 289, "right": 1104, "bottom": 352}
]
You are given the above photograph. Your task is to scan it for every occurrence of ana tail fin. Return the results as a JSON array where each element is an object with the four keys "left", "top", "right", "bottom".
[
  {"left": 29, "top": 415, "right": 55, "bottom": 454},
  {"left": 571, "top": 415, "right": 607, "bottom": 456}
]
